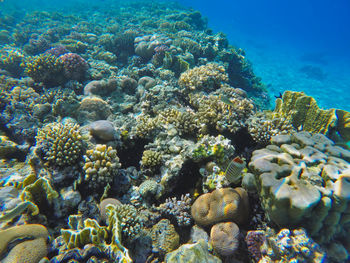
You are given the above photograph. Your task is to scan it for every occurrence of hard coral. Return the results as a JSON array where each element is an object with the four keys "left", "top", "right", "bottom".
[
  {"left": 249, "top": 131, "right": 350, "bottom": 245},
  {"left": 141, "top": 149, "right": 162, "bottom": 168},
  {"left": 36, "top": 122, "right": 85, "bottom": 167},
  {"left": 210, "top": 221, "right": 240, "bottom": 257},
  {"left": 151, "top": 219, "right": 180, "bottom": 255},
  {"left": 191, "top": 187, "right": 249, "bottom": 227},
  {"left": 58, "top": 52, "right": 88, "bottom": 81},
  {"left": 23, "top": 53, "right": 65, "bottom": 86},
  {"left": 83, "top": 144, "right": 121, "bottom": 190},
  {"left": 179, "top": 63, "right": 228, "bottom": 92}
]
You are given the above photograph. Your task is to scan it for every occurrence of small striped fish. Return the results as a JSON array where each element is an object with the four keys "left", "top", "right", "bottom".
[{"left": 225, "top": 156, "right": 246, "bottom": 184}]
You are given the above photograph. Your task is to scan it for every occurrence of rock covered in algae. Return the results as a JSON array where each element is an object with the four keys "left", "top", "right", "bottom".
[
  {"left": 191, "top": 187, "right": 249, "bottom": 227},
  {"left": 249, "top": 131, "right": 350, "bottom": 246},
  {"left": 0, "top": 224, "right": 49, "bottom": 263},
  {"left": 165, "top": 239, "right": 222, "bottom": 263}
]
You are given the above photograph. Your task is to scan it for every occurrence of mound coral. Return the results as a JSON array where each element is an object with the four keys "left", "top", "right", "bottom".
[
  {"left": 210, "top": 221, "right": 240, "bottom": 256},
  {"left": 58, "top": 52, "right": 88, "bottom": 81},
  {"left": 0, "top": 224, "right": 49, "bottom": 263},
  {"left": 191, "top": 187, "right": 249, "bottom": 227},
  {"left": 83, "top": 144, "right": 121, "bottom": 190},
  {"left": 165, "top": 239, "right": 221, "bottom": 263},
  {"left": 36, "top": 122, "right": 85, "bottom": 167},
  {"left": 179, "top": 63, "right": 228, "bottom": 92},
  {"left": 248, "top": 131, "right": 350, "bottom": 246}
]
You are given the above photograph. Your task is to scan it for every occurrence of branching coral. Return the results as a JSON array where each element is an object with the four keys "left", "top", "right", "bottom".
[
  {"left": 141, "top": 149, "right": 162, "bottom": 168},
  {"left": 178, "top": 63, "right": 228, "bottom": 92},
  {"left": 83, "top": 144, "right": 121, "bottom": 190},
  {"left": 36, "top": 122, "right": 85, "bottom": 167}
]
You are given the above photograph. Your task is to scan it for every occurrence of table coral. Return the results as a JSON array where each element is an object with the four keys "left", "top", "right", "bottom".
[{"left": 249, "top": 131, "right": 350, "bottom": 247}]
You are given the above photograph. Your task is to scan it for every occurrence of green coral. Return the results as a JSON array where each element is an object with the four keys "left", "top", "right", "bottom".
[
  {"left": 36, "top": 122, "right": 85, "bottom": 167},
  {"left": 83, "top": 144, "right": 121, "bottom": 190},
  {"left": 23, "top": 53, "right": 65, "bottom": 85},
  {"left": 20, "top": 177, "right": 59, "bottom": 216},
  {"left": 151, "top": 219, "right": 180, "bottom": 255},
  {"left": 109, "top": 204, "right": 144, "bottom": 242}
]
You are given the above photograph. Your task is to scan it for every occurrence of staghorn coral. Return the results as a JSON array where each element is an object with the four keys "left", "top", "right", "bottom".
[
  {"left": 178, "top": 63, "right": 228, "bottom": 92},
  {"left": 0, "top": 224, "right": 49, "bottom": 263},
  {"left": 36, "top": 122, "right": 85, "bottom": 167},
  {"left": 249, "top": 131, "right": 350, "bottom": 247},
  {"left": 141, "top": 149, "right": 162, "bottom": 168},
  {"left": 150, "top": 219, "right": 180, "bottom": 255},
  {"left": 83, "top": 144, "right": 121, "bottom": 190},
  {"left": 158, "top": 193, "right": 192, "bottom": 226},
  {"left": 191, "top": 187, "right": 249, "bottom": 227},
  {"left": 23, "top": 53, "right": 65, "bottom": 85}
]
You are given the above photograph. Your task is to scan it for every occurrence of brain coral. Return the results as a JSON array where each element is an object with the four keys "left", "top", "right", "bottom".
[
  {"left": 249, "top": 131, "right": 350, "bottom": 245},
  {"left": 210, "top": 221, "right": 240, "bottom": 256},
  {"left": 191, "top": 187, "right": 249, "bottom": 227},
  {"left": 36, "top": 122, "right": 85, "bottom": 167}
]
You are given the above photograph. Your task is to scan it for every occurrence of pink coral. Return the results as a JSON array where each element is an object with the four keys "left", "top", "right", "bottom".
[{"left": 58, "top": 52, "right": 88, "bottom": 81}]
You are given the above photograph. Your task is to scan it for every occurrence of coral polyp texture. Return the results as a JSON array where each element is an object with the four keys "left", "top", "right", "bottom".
[
  {"left": 36, "top": 122, "right": 85, "bottom": 167},
  {"left": 249, "top": 131, "right": 350, "bottom": 248},
  {"left": 179, "top": 63, "right": 228, "bottom": 92},
  {"left": 83, "top": 144, "right": 121, "bottom": 190}
]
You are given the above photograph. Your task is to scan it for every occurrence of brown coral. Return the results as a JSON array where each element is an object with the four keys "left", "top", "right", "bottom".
[
  {"left": 210, "top": 221, "right": 240, "bottom": 256},
  {"left": 191, "top": 187, "right": 249, "bottom": 227}
]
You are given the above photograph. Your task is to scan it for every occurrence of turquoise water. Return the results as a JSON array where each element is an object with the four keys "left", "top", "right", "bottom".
[
  {"left": 1, "top": 0, "right": 350, "bottom": 262},
  {"left": 179, "top": 0, "right": 350, "bottom": 111}
]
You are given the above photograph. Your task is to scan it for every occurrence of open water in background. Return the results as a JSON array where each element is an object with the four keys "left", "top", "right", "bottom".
[
  {"left": 1, "top": 0, "right": 350, "bottom": 110},
  {"left": 178, "top": 0, "right": 350, "bottom": 111}
]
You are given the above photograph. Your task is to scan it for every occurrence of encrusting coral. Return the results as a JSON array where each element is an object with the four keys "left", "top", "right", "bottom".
[{"left": 36, "top": 122, "right": 85, "bottom": 167}]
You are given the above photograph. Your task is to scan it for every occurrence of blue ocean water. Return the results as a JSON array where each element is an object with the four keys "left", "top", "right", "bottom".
[{"left": 178, "top": 0, "right": 350, "bottom": 111}]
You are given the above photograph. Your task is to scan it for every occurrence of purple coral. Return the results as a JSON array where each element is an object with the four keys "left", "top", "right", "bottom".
[
  {"left": 159, "top": 193, "right": 192, "bottom": 226},
  {"left": 45, "top": 45, "right": 69, "bottom": 57},
  {"left": 245, "top": 230, "right": 266, "bottom": 262},
  {"left": 58, "top": 52, "right": 88, "bottom": 81}
]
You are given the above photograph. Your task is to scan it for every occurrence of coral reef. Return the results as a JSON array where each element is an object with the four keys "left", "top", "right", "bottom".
[
  {"left": 210, "top": 221, "right": 240, "bottom": 257},
  {"left": 191, "top": 187, "right": 250, "bottom": 227},
  {"left": 83, "top": 144, "right": 121, "bottom": 190},
  {"left": 248, "top": 131, "right": 350, "bottom": 247},
  {"left": 158, "top": 193, "right": 192, "bottom": 226},
  {"left": 36, "top": 122, "right": 85, "bottom": 167},
  {"left": 150, "top": 219, "right": 180, "bottom": 255}
]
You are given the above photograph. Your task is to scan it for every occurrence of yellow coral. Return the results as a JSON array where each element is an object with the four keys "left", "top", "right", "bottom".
[{"left": 36, "top": 122, "right": 85, "bottom": 167}]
